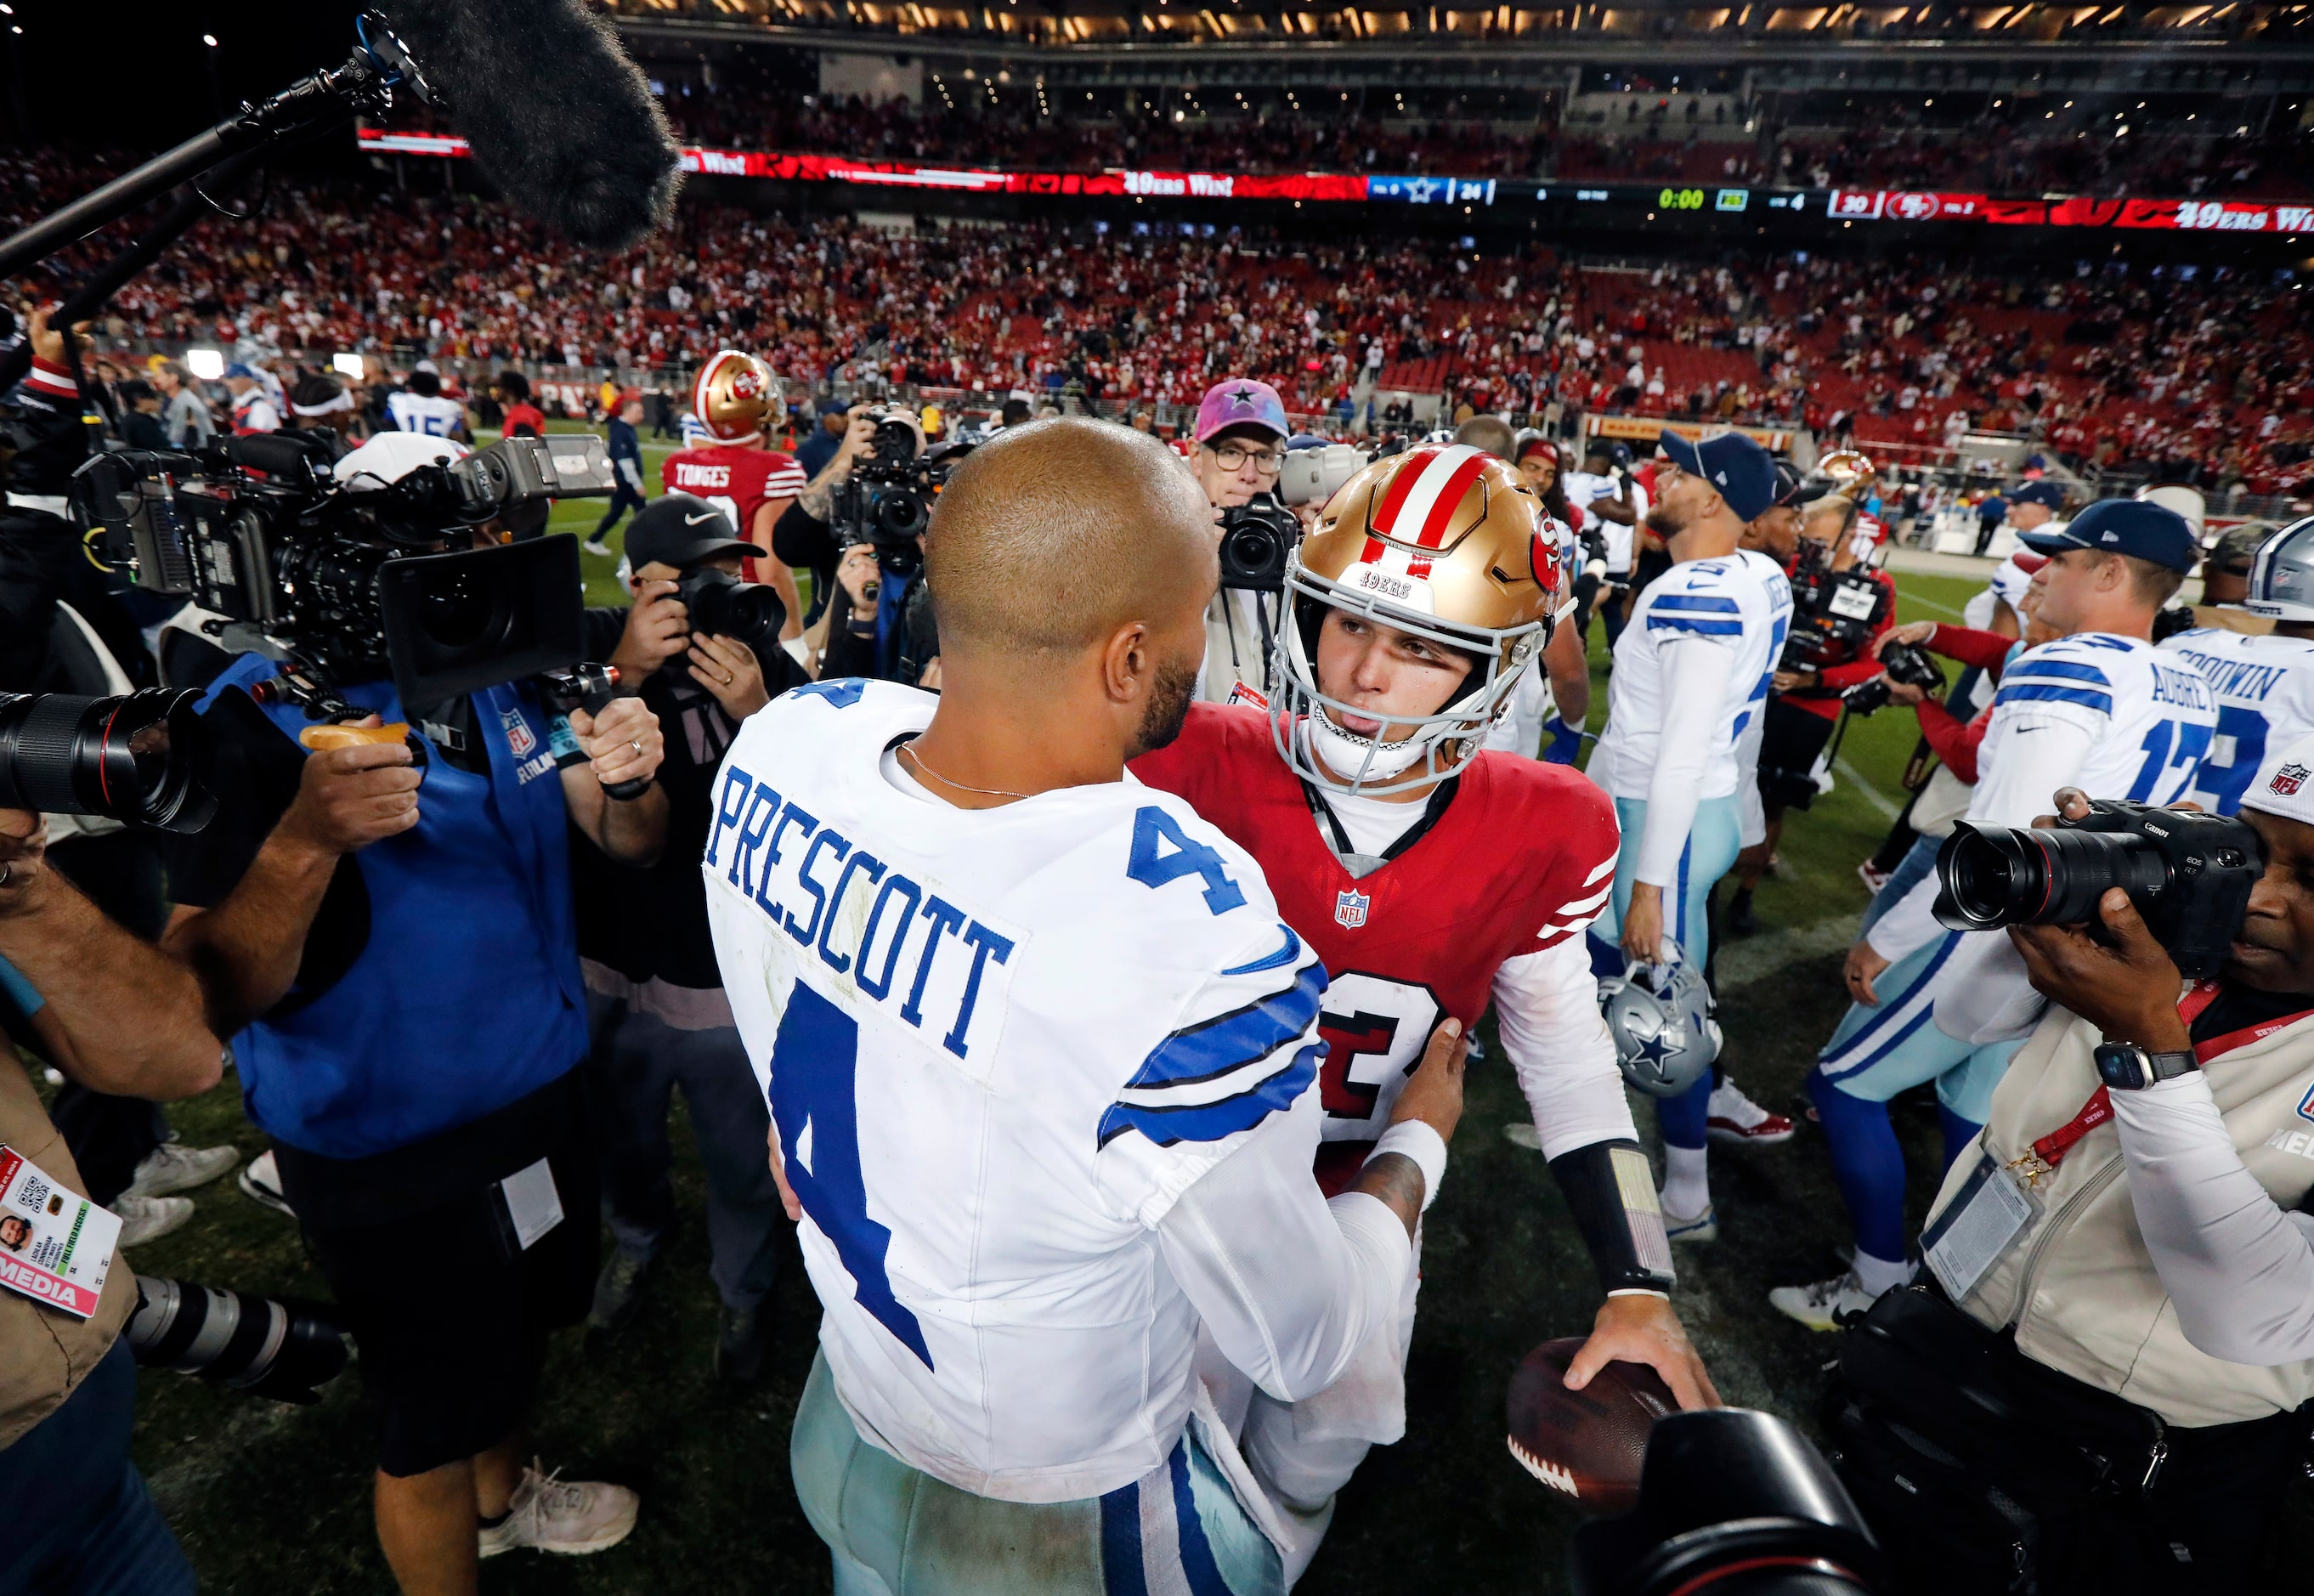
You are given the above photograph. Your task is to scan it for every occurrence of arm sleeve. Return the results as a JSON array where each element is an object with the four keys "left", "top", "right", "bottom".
[
  {"left": 1156, "top": 1106, "right": 1412, "bottom": 1401},
  {"left": 1491, "top": 939, "right": 1639, "bottom": 1159},
  {"left": 772, "top": 500, "right": 839, "bottom": 570},
  {"left": 1635, "top": 637, "right": 1730, "bottom": 887},
  {"left": 1928, "top": 625, "right": 2024, "bottom": 674},
  {"left": 1867, "top": 711, "right": 2097, "bottom": 963},
  {"left": 2111, "top": 1072, "right": 2314, "bottom": 1365}
]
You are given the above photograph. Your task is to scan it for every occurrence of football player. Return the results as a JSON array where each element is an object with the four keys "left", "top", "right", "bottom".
[
  {"left": 1584, "top": 431, "right": 1795, "bottom": 1243},
  {"left": 660, "top": 350, "right": 805, "bottom": 648},
  {"left": 2161, "top": 518, "right": 2314, "bottom": 815},
  {"left": 1133, "top": 443, "right": 1717, "bottom": 1579},
  {"left": 708, "top": 419, "right": 1452, "bottom": 1593},
  {"left": 1780, "top": 501, "right": 2216, "bottom": 1330}
]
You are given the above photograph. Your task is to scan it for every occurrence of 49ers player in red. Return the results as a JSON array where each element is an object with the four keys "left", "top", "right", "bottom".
[
  {"left": 661, "top": 350, "right": 806, "bottom": 647},
  {"left": 1133, "top": 444, "right": 1715, "bottom": 1578}
]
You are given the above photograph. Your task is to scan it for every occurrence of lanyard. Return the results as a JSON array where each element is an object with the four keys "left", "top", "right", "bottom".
[{"left": 2009, "top": 982, "right": 2314, "bottom": 1188}]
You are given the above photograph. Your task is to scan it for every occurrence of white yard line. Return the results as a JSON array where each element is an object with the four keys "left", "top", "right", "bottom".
[{"left": 1832, "top": 756, "right": 1904, "bottom": 821}]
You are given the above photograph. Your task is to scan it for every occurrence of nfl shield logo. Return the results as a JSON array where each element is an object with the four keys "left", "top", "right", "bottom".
[
  {"left": 2274, "top": 763, "right": 2310, "bottom": 798},
  {"left": 501, "top": 706, "right": 537, "bottom": 758},
  {"left": 1334, "top": 889, "right": 1371, "bottom": 929}
]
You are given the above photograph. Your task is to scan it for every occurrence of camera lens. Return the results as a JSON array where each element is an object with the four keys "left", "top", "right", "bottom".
[
  {"left": 876, "top": 488, "right": 928, "bottom": 540},
  {"left": 0, "top": 691, "right": 217, "bottom": 833},
  {"left": 1937, "top": 823, "right": 2170, "bottom": 931},
  {"left": 416, "top": 567, "right": 501, "bottom": 650}
]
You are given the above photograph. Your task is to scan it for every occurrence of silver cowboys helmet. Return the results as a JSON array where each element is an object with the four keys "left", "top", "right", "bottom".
[
  {"left": 1597, "top": 946, "right": 1721, "bottom": 1099},
  {"left": 2243, "top": 516, "right": 2314, "bottom": 623}
]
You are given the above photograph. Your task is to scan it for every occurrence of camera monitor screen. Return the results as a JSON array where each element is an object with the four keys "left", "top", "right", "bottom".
[{"left": 377, "top": 535, "right": 584, "bottom": 708}]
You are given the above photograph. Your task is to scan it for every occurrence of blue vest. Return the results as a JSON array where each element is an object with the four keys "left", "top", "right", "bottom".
[{"left": 198, "top": 654, "right": 588, "bottom": 1159}]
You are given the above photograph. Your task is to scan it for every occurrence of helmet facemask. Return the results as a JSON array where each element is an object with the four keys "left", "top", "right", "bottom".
[{"left": 1268, "top": 546, "right": 1545, "bottom": 797}]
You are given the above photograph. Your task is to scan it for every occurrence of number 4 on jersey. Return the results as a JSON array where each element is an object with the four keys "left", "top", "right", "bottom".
[{"left": 1126, "top": 806, "right": 1247, "bottom": 915}]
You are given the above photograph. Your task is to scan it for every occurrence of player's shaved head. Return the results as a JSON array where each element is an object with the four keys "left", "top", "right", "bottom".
[{"left": 925, "top": 418, "right": 1217, "bottom": 662}]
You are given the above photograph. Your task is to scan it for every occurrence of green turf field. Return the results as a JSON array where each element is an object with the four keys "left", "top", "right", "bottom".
[{"left": 92, "top": 449, "right": 2306, "bottom": 1592}]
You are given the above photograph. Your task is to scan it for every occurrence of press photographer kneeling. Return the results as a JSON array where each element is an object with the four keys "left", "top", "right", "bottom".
[{"left": 1833, "top": 751, "right": 2314, "bottom": 1593}]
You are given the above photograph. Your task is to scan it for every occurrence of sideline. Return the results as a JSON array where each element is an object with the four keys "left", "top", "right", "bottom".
[{"left": 1830, "top": 756, "right": 1904, "bottom": 821}]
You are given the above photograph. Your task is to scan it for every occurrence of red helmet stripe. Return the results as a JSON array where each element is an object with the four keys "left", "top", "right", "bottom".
[
  {"left": 1368, "top": 446, "right": 1442, "bottom": 540},
  {"left": 1405, "top": 449, "right": 1491, "bottom": 551}
]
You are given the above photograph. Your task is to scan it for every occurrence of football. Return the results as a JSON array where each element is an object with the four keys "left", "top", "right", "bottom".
[{"left": 1504, "top": 1337, "right": 1677, "bottom": 1513}]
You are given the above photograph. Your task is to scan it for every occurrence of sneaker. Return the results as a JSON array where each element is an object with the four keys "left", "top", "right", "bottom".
[
  {"left": 478, "top": 1461, "right": 638, "bottom": 1559},
  {"left": 1502, "top": 1122, "right": 1543, "bottom": 1152},
  {"left": 1857, "top": 859, "right": 1893, "bottom": 895},
  {"left": 239, "top": 1150, "right": 295, "bottom": 1218},
  {"left": 587, "top": 1250, "right": 654, "bottom": 1334},
  {"left": 127, "top": 1140, "right": 239, "bottom": 1199},
  {"left": 1661, "top": 1199, "right": 1718, "bottom": 1245},
  {"left": 582, "top": 538, "right": 613, "bottom": 557},
  {"left": 715, "top": 1303, "right": 767, "bottom": 1384},
  {"left": 1768, "top": 1268, "right": 1887, "bottom": 1332},
  {"left": 1706, "top": 1078, "right": 1796, "bottom": 1147},
  {"left": 116, "top": 1192, "right": 195, "bottom": 1247}
]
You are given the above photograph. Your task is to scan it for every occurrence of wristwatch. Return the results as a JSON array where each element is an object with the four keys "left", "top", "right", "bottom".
[{"left": 2092, "top": 1042, "right": 2200, "bottom": 1091}]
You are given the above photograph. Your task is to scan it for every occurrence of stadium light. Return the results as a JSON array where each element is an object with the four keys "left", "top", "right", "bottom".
[
  {"left": 332, "top": 352, "right": 365, "bottom": 379},
  {"left": 201, "top": 31, "right": 217, "bottom": 45},
  {"left": 185, "top": 348, "right": 225, "bottom": 381}
]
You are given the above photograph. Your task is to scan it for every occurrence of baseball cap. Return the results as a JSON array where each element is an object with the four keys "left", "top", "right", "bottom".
[
  {"left": 816, "top": 395, "right": 850, "bottom": 417},
  {"left": 625, "top": 494, "right": 755, "bottom": 571},
  {"left": 2017, "top": 498, "right": 2198, "bottom": 572},
  {"left": 2243, "top": 730, "right": 2314, "bottom": 826},
  {"left": 2206, "top": 521, "right": 2273, "bottom": 574},
  {"left": 1770, "top": 460, "right": 1828, "bottom": 511},
  {"left": 222, "top": 362, "right": 258, "bottom": 381},
  {"left": 2010, "top": 480, "right": 2066, "bottom": 511},
  {"left": 1195, "top": 379, "right": 1289, "bottom": 445},
  {"left": 1658, "top": 428, "right": 1778, "bottom": 524}
]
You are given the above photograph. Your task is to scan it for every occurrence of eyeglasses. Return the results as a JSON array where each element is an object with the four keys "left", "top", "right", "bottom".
[{"left": 1210, "top": 442, "right": 1283, "bottom": 474}]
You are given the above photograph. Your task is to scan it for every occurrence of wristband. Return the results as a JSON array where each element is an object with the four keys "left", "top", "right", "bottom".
[
  {"left": 1547, "top": 1138, "right": 1678, "bottom": 1295},
  {"left": 1366, "top": 1120, "right": 1448, "bottom": 1213}
]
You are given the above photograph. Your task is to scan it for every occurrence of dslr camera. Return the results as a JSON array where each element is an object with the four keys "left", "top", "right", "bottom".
[
  {"left": 1842, "top": 641, "right": 1944, "bottom": 716},
  {"left": 830, "top": 410, "right": 970, "bottom": 580},
  {"left": 1934, "top": 798, "right": 2263, "bottom": 979},
  {"left": 1219, "top": 492, "right": 1301, "bottom": 593}
]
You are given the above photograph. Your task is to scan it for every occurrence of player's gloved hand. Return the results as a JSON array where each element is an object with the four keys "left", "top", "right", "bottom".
[
  {"left": 1541, "top": 716, "right": 1581, "bottom": 766},
  {"left": 1564, "top": 1293, "right": 1721, "bottom": 1412}
]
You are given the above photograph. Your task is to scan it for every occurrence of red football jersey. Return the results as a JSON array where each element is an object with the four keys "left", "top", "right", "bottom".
[
  {"left": 662, "top": 444, "right": 806, "bottom": 580},
  {"left": 1132, "top": 704, "right": 1620, "bottom": 1192}
]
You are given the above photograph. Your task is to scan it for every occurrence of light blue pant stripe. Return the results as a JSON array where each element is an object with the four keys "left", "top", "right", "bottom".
[{"left": 1818, "top": 931, "right": 2024, "bottom": 1123}]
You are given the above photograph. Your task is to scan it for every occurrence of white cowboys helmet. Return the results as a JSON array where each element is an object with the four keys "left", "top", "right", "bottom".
[
  {"left": 1597, "top": 946, "right": 1720, "bottom": 1098},
  {"left": 2243, "top": 515, "right": 2314, "bottom": 623}
]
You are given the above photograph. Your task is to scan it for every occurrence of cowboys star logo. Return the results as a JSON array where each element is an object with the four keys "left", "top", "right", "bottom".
[
  {"left": 1334, "top": 888, "right": 1370, "bottom": 929},
  {"left": 1228, "top": 384, "right": 1259, "bottom": 411},
  {"left": 2272, "top": 762, "right": 2310, "bottom": 798}
]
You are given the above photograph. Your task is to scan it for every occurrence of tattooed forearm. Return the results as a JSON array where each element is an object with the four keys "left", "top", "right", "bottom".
[{"left": 1352, "top": 1152, "right": 1428, "bottom": 1239}]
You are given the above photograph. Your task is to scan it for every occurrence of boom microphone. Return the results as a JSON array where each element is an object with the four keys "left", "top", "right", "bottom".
[{"left": 379, "top": 0, "right": 682, "bottom": 252}]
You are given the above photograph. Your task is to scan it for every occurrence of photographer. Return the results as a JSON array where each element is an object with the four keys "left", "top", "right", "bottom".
[
  {"left": 1836, "top": 756, "right": 2314, "bottom": 1592},
  {"left": 1776, "top": 501, "right": 2215, "bottom": 1333},
  {"left": 772, "top": 405, "right": 939, "bottom": 685},
  {"left": 1189, "top": 376, "right": 1293, "bottom": 702},
  {"left": 578, "top": 495, "right": 805, "bottom": 1378},
  {"left": 0, "top": 807, "right": 220, "bottom": 1593},
  {"left": 158, "top": 433, "right": 661, "bottom": 1586}
]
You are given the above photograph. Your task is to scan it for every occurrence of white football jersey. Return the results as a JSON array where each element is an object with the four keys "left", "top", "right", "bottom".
[
  {"left": 385, "top": 391, "right": 466, "bottom": 436},
  {"left": 2159, "top": 627, "right": 2314, "bottom": 814},
  {"left": 704, "top": 680, "right": 1327, "bottom": 1503},
  {"left": 1974, "top": 633, "right": 2218, "bottom": 817},
  {"left": 1588, "top": 550, "right": 1794, "bottom": 803}
]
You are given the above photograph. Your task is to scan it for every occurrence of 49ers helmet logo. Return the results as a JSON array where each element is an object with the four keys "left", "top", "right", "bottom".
[{"left": 693, "top": 349, "right": 779, "bottom": 446}]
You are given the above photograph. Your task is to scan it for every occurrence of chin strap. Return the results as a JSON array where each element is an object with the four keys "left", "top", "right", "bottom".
[{"left": 1546, "top": 1139, "right": 1678, "bottom": 1297}]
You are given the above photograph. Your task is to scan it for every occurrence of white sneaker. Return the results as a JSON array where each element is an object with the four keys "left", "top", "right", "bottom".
[
  {"left": 1706, "top": 1078, "right": 1796, "bottom": 1147},
  {"left": 127, "top": 1140, "right": 239, "bottom": 1198},
  {"left": 478, "top": 1461, "right": 639, "bottom": 1559},
  {"left": 238, "top": 1149, "right": 295, "bottom": 1218},
  {"left": 1768, "top": 1268, "right": 1886, "bottom": 1332},
  {"left": 582, "top": 538, "right": 613, "bottom": 557},
  {"left": 1661, "top": 1198, "right": 1718, "bottom": 1245},
  {"left": 116, "top": 1192, "right": 195, "bottom": 1247}
]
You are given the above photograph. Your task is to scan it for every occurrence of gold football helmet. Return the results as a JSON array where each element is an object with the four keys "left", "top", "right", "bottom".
[
  {"left": 1271, "top": 443, "right": 1563, "bottom": 795},
  {"left": 1813, "top": 447, "right": 1877, "bottom": 497},
  {"left": 691, "top": 349, "right": 779, "bottom": 445}
]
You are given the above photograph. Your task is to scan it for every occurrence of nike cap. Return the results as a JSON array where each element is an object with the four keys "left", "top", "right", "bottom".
[
  {"left": 1658, "top": 428, "right": 1778, "bottom": 523},
  {"left": 2017, "top": 497, "right": 2198, "bottom": 574},
  {"left": 625, "top": 494, "right": 756, "bottom": 571}
]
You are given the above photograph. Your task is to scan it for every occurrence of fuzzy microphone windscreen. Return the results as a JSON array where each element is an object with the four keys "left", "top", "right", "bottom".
[{"left": 379, "top": 0, "right": 682, "bottom": 252}]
